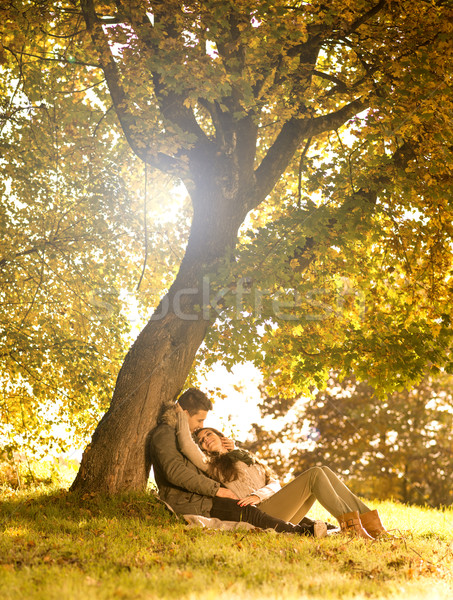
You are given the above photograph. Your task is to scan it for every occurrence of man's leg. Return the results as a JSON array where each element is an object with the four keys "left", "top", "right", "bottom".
[{"left": 210, "top": 497, "right": 314, "bottom": 535}]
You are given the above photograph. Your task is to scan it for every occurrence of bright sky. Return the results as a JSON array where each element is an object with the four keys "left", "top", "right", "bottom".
[{"left": 197, "top": 361, "right": 264, "bottom": 440}]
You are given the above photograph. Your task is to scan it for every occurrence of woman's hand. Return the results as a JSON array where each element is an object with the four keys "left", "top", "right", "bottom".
[
  {"left": 221, "top": 437, "right": 235, "bottom": 451},
  {"left": 237, "top": 494, "right": 260, "bottom": 507}
]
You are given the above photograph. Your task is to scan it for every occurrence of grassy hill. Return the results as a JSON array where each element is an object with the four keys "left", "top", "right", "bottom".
[{"left": 0, "top": 486, "right": 451, "bottom": 600}]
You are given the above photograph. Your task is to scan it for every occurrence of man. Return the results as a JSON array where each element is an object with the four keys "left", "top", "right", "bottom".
[
  {"left": 149, "top": 387, "right": 236, "bottom": 516},
  {"left": 148, "top": 387, "right": 321, "bottom": 535}
]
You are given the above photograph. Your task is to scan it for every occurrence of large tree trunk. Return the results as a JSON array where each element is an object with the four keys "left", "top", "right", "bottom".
[
  {"left": 71, "top": 152, "right": 251, "bottom": 493},
  {"left": 70, "top": 308, "right": 210, "bottom": 492}
]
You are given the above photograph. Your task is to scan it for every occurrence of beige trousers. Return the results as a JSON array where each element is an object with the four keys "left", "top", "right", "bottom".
[{"left": 259, "top": 466, "right": 371, "bottom": 523}]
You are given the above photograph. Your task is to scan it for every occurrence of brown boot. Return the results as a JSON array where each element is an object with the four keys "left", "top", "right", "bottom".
[
  {"left": 360, "top": 509, "right": 389, "bottom": 538},
  {"left": 337, "top": 511, "right": 374, "bottom": 540}
]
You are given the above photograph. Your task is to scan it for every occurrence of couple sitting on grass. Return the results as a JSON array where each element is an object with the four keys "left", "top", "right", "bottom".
[{"left": 148, "top": 388, "right": 388, "bottom": 540}]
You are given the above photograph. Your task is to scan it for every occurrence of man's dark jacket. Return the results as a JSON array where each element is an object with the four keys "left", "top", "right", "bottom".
[{"left": 148, "top": 403, "right": 220, "bottom": 516}]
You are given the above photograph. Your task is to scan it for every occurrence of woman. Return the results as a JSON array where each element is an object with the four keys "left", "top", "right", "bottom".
[{"left": 176, "top": 414, "right": 388, "bottom": 540}]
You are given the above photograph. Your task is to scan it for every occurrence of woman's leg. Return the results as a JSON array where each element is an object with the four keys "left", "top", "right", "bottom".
[
  {"left": 258, "top": 467, "right": 322, "bottom": 522},
  {"left": 320, "top": 467, "right": 371, "bottom": 515},
  {"left": 259, "top": 466, "right": 371, "bottom": 522}
]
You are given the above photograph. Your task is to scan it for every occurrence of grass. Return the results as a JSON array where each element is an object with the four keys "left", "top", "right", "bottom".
[{"left": 0, "top": 484, "right": 452, "bottom": 600}]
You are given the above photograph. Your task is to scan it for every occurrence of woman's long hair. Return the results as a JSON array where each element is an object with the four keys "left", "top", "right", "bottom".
[{"left": 194, "top": 427, "right": 275, "bottom": 484}]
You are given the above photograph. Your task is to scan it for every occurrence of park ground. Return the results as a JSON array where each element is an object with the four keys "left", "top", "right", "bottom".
[{"left": 0, "top": 463, "right": 452, "bottom": 600}]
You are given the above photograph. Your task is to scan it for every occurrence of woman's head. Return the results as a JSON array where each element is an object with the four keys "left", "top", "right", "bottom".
[
  {"left": 195, "top": 428, "right": 272, "bottom": 485},
  {"left": 195, "top": 427, "right": 241, "bottom": 482},
  {"left": 195, "top": 427, "right": 227, "bottom": 454}
]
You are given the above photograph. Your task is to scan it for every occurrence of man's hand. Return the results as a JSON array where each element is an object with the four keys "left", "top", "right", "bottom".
[
  {"left": 221, "top": 437, "right": 235, "bottom": 451},
  {"left": 237, "top": 495, "right": 260, "bottom": 507},
  {"left": 215, "top": 487, "right": 239, "bottom": 499}
]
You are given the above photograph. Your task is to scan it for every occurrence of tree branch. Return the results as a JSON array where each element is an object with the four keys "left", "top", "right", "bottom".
[
  {"left": 0, "top": 247, "right": 38, "bottom": 269},
  {"left": 115, "top": 0, "right": 209, "bottom": 143},
  {"left": 341, "top": 0, "right": 387, "bottom": 37},
  {"left": 253, "top": 97, "right": 367, "bottom": 207},
  {"left": 39, "top": 27, "right": 87, "bottom": 39},
  {"left": 3, "top": 46, "right": 99, "bottom": 68},
  {"left": 80, "top": 0, "right": 179, "bottom": 174},
  {"left": 313, "top": 69, "right": 348, "bottom": 93}
]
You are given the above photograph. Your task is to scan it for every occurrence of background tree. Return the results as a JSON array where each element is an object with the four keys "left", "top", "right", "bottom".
[
  {"left": 246, "top": 373, "right": 453, "bottom": 507},
  {"left": 1, "top": 0, "right": 452, "bottom": 492}
]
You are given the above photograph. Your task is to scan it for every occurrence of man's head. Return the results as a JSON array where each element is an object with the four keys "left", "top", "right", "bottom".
[{"left": 177, "top": 388, "right": 212, "bottom": 432}]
